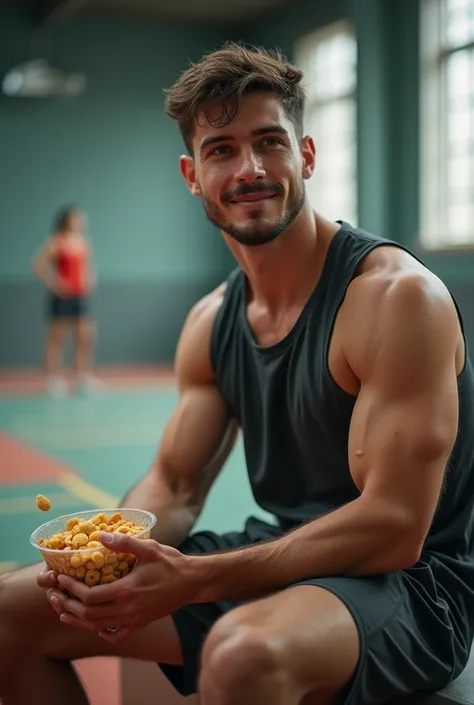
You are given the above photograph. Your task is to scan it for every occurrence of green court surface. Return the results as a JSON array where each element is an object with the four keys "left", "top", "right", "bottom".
[{"left": 0, "top": 385, "right": 271, "bottom": 571}]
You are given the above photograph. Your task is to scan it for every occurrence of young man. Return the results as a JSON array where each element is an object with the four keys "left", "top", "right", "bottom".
[{"left": 1, "top": 43, "right": 474, "bottom": 705}]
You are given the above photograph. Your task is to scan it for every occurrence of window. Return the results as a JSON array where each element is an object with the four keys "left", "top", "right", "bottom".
[
  {"left": 420, "top": 0, "right": 474, "bottom": 248},
  {"left": 294, "top": 21, "right": 358, "bottom": 226}
]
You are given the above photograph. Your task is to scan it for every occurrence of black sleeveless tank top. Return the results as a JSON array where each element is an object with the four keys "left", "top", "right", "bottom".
[{"left": 210, "top": 221, "right": 474, "bottom": 603}]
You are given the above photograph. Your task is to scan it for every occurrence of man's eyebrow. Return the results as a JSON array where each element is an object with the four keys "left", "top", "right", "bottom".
[
  {"left": 199, "top": 125, "right": 288, "bottom": 153},
  {"left": 251, "top": 125, "right": 288, "bottom": 137},
  {"left": 200, "top": 135, "right": 233, "bottom": 152}
]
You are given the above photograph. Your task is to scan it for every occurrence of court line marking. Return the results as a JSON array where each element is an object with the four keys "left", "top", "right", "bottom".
[
  {"left": 10, "top": 424, "right": 162, "bottom": 449},
  {"left": 0, "top": 492, "right": 83, "bottom": 515},
  {"left": 0, "top": 562, "right": 18, "bottom": 574},
  {"left": 57, "top": 470, "right": 119, "bottom": 508},
  {"left": 0, "top": 476, "right": 118, "bottom": 514}
]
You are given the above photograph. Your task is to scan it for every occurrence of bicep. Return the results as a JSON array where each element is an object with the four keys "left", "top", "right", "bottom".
[
  {"left": 347, "top": 276, "right": 460, "bottom": 541},
  {"left": 349, "top": 373, "right": 458, "bottom": 536}
]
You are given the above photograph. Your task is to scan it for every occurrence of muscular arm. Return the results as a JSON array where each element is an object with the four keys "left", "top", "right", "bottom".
[
  {"left": 190, "top": 273, "right": 461, "bottom": 601},
  {"left": 123, "top": 288, "right": 238, "bottom": 546}
]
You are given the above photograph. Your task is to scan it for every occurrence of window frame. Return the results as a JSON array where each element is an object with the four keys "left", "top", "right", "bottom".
[
  {"left": 419, "top": 0, "right": 474, "bottom": 251},
  {"left": 293, "top": 20, "right": 358, "bottom": 226}
]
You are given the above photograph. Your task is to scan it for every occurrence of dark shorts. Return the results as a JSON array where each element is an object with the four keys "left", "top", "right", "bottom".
[
  {"left": 47, "top": 294, "right": 89, "bottom": 320},
  {"left": 158, "top": 516, "right": 471, "bottom": 704}
]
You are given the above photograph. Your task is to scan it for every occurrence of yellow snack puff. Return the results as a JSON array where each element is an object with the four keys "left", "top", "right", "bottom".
[
  {"left": 91, "top": 552, "right": 105, "bottom": 569},
  {"left": 66, "top": 518, "right": 80, "bottom": 530},
  {"left": 101, "top": 574, "right": 117, "bottom": 584},
  {"left": 101, "top": 564, "right": 114, "bottom": 577},
  {"left": 92, "top": 513, "right": 107, "bottom": 525},
  {"left": 78, "top": 521, "right": 96, "bottom": 535},
  {"left": 36, "top": 494, "right": 51, "bottom": 512},
  {"left": 84, "top": 570, "right": 100, "bottom": 586},
  {"left": 70, "top": 554, "right": 82, "bottom": 569},
  {"left": 71, "top": 533, "right": 89, "bottom": 549}
]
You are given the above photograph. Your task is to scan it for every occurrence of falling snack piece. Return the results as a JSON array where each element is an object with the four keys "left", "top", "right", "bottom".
[{"left": 36, "top": 494, "right": 52, "bottom": 512}]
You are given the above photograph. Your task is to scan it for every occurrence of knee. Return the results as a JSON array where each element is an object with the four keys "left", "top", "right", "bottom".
[
  {"left": 47, "top": 323, "right": 66, "bottom": 348},
  {"left": 199, "top": 611, "right": 289, "bottom": 699}
]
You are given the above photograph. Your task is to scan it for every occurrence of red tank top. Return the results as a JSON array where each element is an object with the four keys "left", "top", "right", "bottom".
[{"left": 55, "top": 239, "right": 87, "bottom": 297}]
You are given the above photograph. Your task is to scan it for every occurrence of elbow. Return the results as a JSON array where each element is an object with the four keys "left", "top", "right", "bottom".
[
  {"left": 390, "top": 540, "right": 423, "bottom": 571},
  {"left": 366, "top": 537, "right": 422, "bottom": 575},
  {"left": 365, "top": 507, "right": 425, "bottom": 574},
  {"left": 380, "top": 524, "right": 424, "bottom": 573},
  {"left": 361, "top": 497, "right": 427, "bottom": 572}
]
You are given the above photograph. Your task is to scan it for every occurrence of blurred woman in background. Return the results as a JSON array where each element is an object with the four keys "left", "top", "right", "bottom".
[{"left": 32, "top": 206, "right": 99, "bottom": 397}]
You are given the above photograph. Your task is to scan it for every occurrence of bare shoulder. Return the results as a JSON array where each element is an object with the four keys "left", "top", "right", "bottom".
[
  {"left": 342, "top": 246, "right": 464, "bottom": 376},
  {"left": 349, "top": 246, "right": 455, "bottom": 310},
  {"left": 175, "top": 282, "right": 228, "bottom": 387}
]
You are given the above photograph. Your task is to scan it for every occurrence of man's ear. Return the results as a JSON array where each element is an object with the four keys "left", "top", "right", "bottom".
[
  {"left": 179, "top": 155, "right": 201, "bottom": 196},
  {"left": 300, "top": 135, "right": 316, "bottom": 180}
]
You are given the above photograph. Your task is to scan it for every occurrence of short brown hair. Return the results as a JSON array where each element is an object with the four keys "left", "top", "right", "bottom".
[{"left": 164, "top": 42, "right": 306, "bottom": 154}]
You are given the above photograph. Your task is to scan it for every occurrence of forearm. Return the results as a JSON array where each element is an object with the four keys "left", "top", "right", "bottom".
[
  {"left": 121, "top": 468, "right": 199, "bottom": 547},
  {"left": 193, "top": 496, "right": 418, "bottom": 602}
]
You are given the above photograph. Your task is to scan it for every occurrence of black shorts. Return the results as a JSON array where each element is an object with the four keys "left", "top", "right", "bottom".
[
  {"left": 47, "top": 294, "right": 89, "bottom": 320},
  {"left": 158, "top": 516, "right": 471, "bottom": 704}
]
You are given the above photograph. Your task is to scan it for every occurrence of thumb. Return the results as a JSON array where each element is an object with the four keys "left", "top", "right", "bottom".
[{"left": 98, "top": 531, "right": 158, "bottom": 561}]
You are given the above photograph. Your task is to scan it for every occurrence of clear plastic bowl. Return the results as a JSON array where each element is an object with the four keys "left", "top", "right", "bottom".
[{"left": 30, "top": 507, "right": 157, "bottom": 586}]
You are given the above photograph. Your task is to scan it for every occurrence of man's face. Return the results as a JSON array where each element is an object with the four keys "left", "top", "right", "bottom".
[{"left": 180, "top": 92, "right": 315, "bottom": 247}]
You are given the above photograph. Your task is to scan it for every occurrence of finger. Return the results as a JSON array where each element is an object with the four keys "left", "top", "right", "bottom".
[
  {"left": 58, "top": 613, "right": 97, "bottom": 631},
  {"left": 99, "top": 626, "right": 136, "bottom": 644},
  {"left": 48, "top": 587, "right": 78, "bottom": 616},
  {"left": 99, "top": 531, "right": 159, "bottom": 562},
  {"left": 60, "top": 611, "right": 139, "bottom": 631},
  {"left": 37, "top": 569, "right": 58, "bottom": 589},
  {"left": 47, "top": 589, "right": 64, "bottom": 615},
  {"left": 57, "top": 573, "right": 132, "bottom": 605},
  {"left": 56, "top": 591, "right": 131, "bottom": 623}
]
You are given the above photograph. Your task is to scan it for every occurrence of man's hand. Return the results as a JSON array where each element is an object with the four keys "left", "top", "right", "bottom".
[
  {"left": 37, "top": 565, "right": 58, "bottom": 589},
  {"left": 44, "top": 531, "right": 199, "bottom": 643}
]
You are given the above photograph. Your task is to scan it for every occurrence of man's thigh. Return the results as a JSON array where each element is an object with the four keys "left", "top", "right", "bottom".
[
  {"left": 292, "top": 569, "right": 461, "bottom": 704},
  {"left": 0, "top": 563, "right": 182, "bottom": 665},
  {"left": 159, "top": 566, "right": 462, "bottom": 704}
]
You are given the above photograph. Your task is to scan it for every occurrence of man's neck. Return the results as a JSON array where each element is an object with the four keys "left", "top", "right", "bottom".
[{"left": 225, "top": 209, "right": 338, "bottom": 313}]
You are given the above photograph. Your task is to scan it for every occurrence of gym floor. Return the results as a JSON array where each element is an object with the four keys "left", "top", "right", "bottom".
[
  {"left": 0, "top": 367, "right": 267, "bottom": 705},
  {"left": 0, "top": 366, "right": 263, "bottom": 573},
  {"left": 0, "top": 368, "right": 177, "bottom": 573}
]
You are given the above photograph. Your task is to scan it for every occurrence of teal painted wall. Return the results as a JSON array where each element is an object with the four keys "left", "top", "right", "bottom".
[
  {"left": 1, "top": 1, "right": 473, "bottom": 368},
  {"left": 0, "top": 10, "right": 229, "bottom": 282},
  {"left": 0, "top": 10, "right": 237, "bottom": 367}
]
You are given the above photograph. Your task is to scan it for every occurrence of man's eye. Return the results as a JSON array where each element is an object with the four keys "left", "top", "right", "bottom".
[
  {"left": 209, "top": 145, "right": 232, "bottom": 156},
  {"left": 261, "top": 137, "right": 284, "bottom": 147}
]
